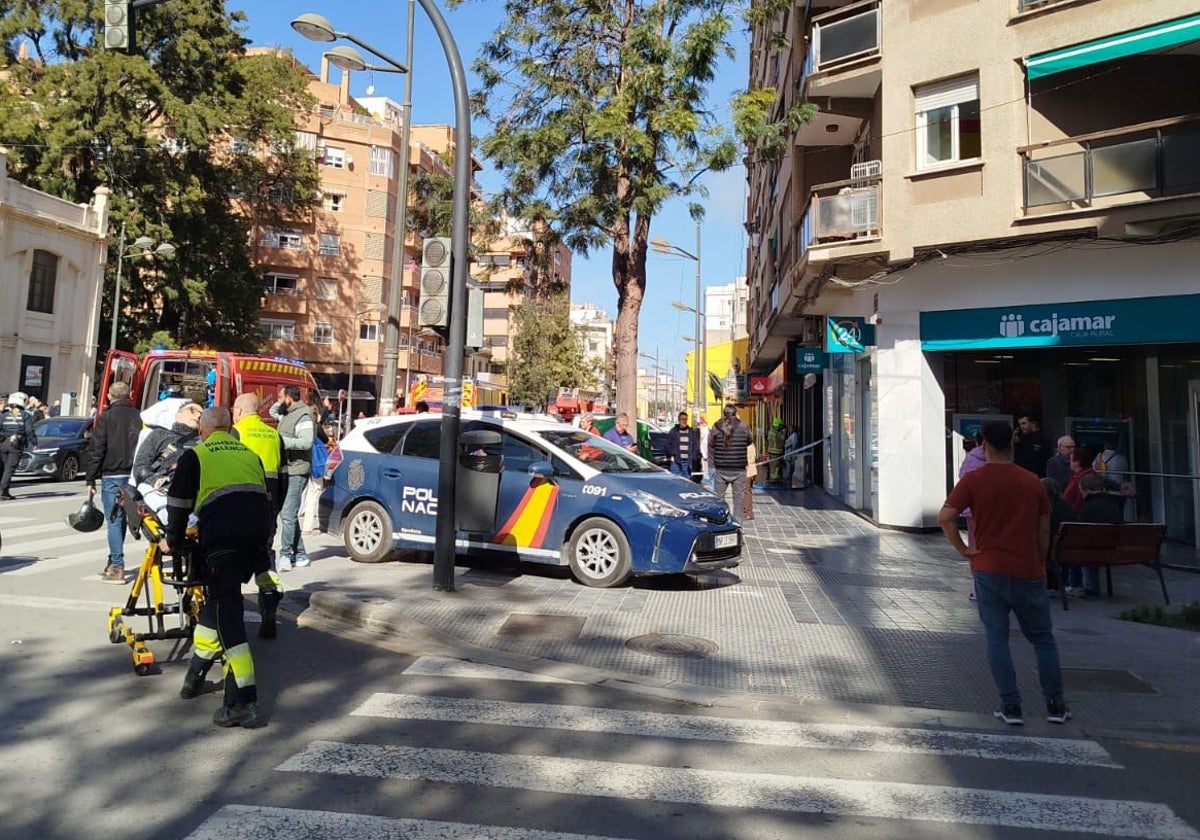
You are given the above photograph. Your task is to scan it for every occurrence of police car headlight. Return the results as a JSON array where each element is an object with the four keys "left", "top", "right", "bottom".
[{"left": 629, "top": 490, "right": 687, "bottom": 518}]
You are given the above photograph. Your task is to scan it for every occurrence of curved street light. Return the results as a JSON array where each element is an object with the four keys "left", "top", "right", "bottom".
[{"left": 653, "top": 223, "right": 704, "bottom": 420}]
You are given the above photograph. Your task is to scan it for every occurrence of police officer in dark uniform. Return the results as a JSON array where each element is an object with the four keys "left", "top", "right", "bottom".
[
  {"left": 0, "top": 392, "right": 37, "bottom": 500},
  {"left": 160, "top": 407, "right": 272, "bottom": 728}
]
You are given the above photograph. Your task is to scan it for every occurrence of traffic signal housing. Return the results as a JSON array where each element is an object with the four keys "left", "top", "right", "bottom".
[
  {"left": 103, "top": 0, "right": 132, "bottom": 50},
  {"left": 418, "top": 237, "right": 451, "bottom": 328}
]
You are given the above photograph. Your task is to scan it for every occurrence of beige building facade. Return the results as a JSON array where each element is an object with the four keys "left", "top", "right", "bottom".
[
  {"left": 746, "top": 1, "right": 1200, "bottom": 548},
  {"left": 0, "top": 151, "right": 109, "bottom": 410}
]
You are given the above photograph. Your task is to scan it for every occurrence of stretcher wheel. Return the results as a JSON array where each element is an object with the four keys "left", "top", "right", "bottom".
[{"left": 134, "top": 663, "right": 152, "bottom": 676}]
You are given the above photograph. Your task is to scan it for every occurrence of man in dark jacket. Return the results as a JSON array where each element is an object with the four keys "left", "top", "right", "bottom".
[
  {"left": 707, "top": 403, "right": 752, "bottom": 523},
  {"left": 666, "top": 411, "right": 701, "bottom": 482},
  {"left": 1013, "top": 408, "right": 1053, "bottom": 478},
  {"left": 270, "top": 385, "right": 314, "bottom": 570},
  {"left": 85, "top": 382, "right": 143, "bottom": 583},
  {"left": 0, "top": 392, "right": 38, "bottom": 500}
]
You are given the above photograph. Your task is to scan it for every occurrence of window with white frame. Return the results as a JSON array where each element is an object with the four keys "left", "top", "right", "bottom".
[
  {"left": 318, "top": 233, "right": 341, "bottom": 256},
  {"left": 322, "top": 191, "right": 345, "bottom": 212},
  {"left": 369, "top": 146, "right": 393, "bottom": 177},
  {"left": 359, "top": 321, "right": 381, "bottom": 342},
  {"left": 323, "top": 146, "right": 346, "bottom": 168},
  {"left": 262, "top": 228, "right": 304, "bottom": 250},
  {"left": 316, "top": 277, "right": 337, "bottom": 300},
  {"left": 259, "top": 319, "right": 295, "bottom": 341},
  {"left": 262, "top": 273, "right": 299, "bottom": 295},
  {"left": 313, "top": 322, "right": 334, "bottom": 344},
  {"left": 914, "top": 74, "right": 981, "bottom": 170}
]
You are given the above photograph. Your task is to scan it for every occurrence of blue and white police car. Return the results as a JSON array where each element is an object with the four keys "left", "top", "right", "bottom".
[{"left": 318, "top": 411, "right": 741, "bottom": 587}]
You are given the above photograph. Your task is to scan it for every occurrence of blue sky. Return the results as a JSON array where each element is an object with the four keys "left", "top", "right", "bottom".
[{"left": 238, "top": 1, "right": 750, "bottom": 382}]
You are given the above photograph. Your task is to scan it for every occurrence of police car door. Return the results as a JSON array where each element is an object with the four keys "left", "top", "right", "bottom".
[
  {"left": 380, "top": 418, "right": 441, "bottom": 541},
  {"left": 487, "top": 428, "right": 579, "bottom": 564}
]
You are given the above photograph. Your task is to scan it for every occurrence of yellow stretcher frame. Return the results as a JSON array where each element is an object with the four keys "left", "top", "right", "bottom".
[{"left": 106, "top": 500, "right": 205, "bottom": 676}]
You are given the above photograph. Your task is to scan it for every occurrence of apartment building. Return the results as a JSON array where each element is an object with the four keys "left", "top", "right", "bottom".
[
  {"left": 570, "top": 301, "right": 615, "bottom": 410},
  {"left": 253, "top": 59, "right": 480, "bottom": 408},
  {"left": 0, "top": 151, "right": 109, "bottom": 409},
  {"left": 746, "top": 1, "right": 1200, "bottom": 547}
]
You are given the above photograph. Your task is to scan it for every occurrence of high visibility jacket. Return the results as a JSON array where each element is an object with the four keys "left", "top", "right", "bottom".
[
  {"left": 233, "top": 414, "right": 283, "bottom": 481},
  {"left": 192, "top": 431, "right": 269, "bottom": 513}
]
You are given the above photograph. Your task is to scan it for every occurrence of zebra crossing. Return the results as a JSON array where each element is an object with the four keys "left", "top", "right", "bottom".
[{"left": 183, "top": 656, "right": 1200, "bottom": 840}]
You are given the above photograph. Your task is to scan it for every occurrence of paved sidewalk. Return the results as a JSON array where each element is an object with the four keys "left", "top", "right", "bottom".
[{"left": 300, "top": 487, "right": 1200, "bottom": 739}]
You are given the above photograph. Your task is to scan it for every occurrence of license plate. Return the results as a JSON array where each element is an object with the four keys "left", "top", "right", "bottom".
[{"left": 714, "top": 532, "right": 738, "bottom": 550}]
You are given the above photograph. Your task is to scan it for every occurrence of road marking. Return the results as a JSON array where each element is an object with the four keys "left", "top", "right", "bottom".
[
  {"left": 0, "top": 593, "right": 116, "bottom": 611},
  {"left": 183, "top": 805, "right": 635, "bottom": 840},
  {"left": 0, "top": 532, "right": 110, "bottom": 563},
  {"left": 279, "top": 741, "right": 1200, "bottom": 839},
  {"left": 0, "top": 522, "right": 68, "bottom": 540},
  {"left": 352, "top": 692, "right": 1121, "bottom": 768},
  {"left": 3, "top": 547, "right": 110, "bottom": 577},
  {"left": 402, "top": 655, "right": 573, "bottom": 684}
]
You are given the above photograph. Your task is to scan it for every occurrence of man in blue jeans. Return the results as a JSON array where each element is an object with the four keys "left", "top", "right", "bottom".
[
  {"left": 270, "top": 385, "right": 314, "bottom": 570},
  {"left": 938, "top": 419, "right": 1070, "bottom": 726},
  {"left": 85, "top": 381, "right": 143, "bottom": 584}
]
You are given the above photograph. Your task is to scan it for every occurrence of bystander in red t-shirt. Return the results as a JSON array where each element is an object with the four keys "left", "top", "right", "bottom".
[{"left": 946, "top": 463, "right": 1051, "bottom": 581}]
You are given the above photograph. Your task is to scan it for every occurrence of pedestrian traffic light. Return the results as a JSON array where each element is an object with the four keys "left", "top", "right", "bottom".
[
  {"left": 418, "top": 237, "right": 451, "bottom": 328},
  {"left": 103, "top": 0, "right": 132, "bottom": 50}
]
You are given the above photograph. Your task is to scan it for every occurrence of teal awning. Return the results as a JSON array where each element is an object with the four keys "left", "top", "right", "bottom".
[{"left": 1026, "top": 14, "right": 1200, "bottom": 80}]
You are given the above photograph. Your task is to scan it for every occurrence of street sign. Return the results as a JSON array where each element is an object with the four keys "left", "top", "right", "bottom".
[{"left": 749, "top": 376, "right": 770, "bottom": 395}]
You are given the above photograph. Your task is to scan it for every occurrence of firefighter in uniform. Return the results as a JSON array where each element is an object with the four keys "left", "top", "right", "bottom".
[
  {"left": 231, "top": 393, "right": 286, "bottom": 638},
  {"left": 160, "top": 407, "right": 272, "bottom": 728}
]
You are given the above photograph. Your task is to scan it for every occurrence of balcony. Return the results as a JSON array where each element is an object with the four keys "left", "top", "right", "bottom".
[
  {"left": 803, "top": 0, "right": 881, "bottom": 100},
  {"left": 260, "top": 291, "right": 308, "bottom": 316},
  {"left": 1021, "top": 115, "right": 1200, "bottom": 214}
]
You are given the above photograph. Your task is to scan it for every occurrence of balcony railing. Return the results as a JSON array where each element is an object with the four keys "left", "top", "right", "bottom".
[
  {"left": 812, "top": 0, "right": 880, "bottom": 73},
  {"left": 791, "top": 170, "right": 881, "bottom": 270},
  {"left": 1021, "top": 115, "right": 1200, "bottom": 211}
]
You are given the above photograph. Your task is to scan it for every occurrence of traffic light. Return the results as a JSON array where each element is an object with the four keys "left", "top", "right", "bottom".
[
  {"left": 418, "top": 237, "right": 451, "bottom": 328},
  {"left": 103, "top": 0, "right": 132, "bottom": 50}
]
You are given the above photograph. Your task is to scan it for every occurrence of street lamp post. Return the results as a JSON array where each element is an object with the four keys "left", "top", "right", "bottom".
[
  {"left": 346, "top": 302, "right": 388, "bottom": 428},
  {"left": 109, "top": 222, "right": 176, "bottom": 351},
  {"left": 651, "top": 221, "right": 703, "bottom": 421},
  {"left": 292, "top": 11, "right": 414, "bottom": 415},
  {"left": 294, "top": 3, "right": 472, "bottom": 592}
]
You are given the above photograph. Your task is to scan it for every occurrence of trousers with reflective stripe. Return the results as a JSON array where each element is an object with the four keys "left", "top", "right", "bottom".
[{"left": 189, "top": 551, "right": 257, "bottom": 706}]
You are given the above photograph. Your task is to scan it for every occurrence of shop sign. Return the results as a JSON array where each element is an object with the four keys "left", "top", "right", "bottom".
[
  {"left": 794, "top": 346, "right": 826, "bottom": 374},
  {"left": 749, "top": 376, "right": 771, "bottom": 396},
  {"left": 825, "top": 317, "right": 875, "bottom": 354},
  {"left": 920, "top": 293, "right": 1200, "bottom": 350}
]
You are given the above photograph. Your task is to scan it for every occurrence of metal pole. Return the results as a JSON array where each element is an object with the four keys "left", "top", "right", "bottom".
[
  {"left": 378, "top": 0, "right": 416, "bottom": 414},
  {"left": 421, "top": 0, "right": 471, "bottom": 592},
  {"left": 347, "top": 324, "right": 357, "bottom": 429},
  {"left": 693, "top": 220, "right": 702, "bottom": 421},
  {"left": 109, "top": 221, "right": 126, "bottom": 351}
]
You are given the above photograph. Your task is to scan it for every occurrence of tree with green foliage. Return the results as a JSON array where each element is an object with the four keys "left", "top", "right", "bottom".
[
  {"left": 508, "top": 293, "right": 594, "bottom": 410},
  {"left": 453, "top": 0, "right": 744, "bottom": 420},
  {"left": 0, "top": 0, "right": 319, "bottom": 352}
]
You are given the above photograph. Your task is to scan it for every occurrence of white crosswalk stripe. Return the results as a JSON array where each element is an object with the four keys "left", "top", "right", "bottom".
[
  {"left": 278, "top": 739, "right": 1200, "bottom": 839},
  {"left": 185, "top": 805, "right": 635, "bottom": 840},
  {"left": 400, "top": 655, "right": 574, "bottom": 684},
  {"left": 352, "top": 691, "right": 1122, "bottom": 767}
]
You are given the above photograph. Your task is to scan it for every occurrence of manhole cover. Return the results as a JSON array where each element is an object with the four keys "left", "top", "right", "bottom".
[
  {"left": 497, "top": 613, "right": 584, "bottom": 640},
  {"left": 1063, "top": 668, "right": 1157, "bottom": 695},
  {"left": 625, "top": 633, "right": 719, "bottom": 659}
]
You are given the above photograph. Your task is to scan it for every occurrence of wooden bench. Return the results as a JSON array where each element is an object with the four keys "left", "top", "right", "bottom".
[{"left": 1052, "top": 522, "right": 1169, "bottom": 611}]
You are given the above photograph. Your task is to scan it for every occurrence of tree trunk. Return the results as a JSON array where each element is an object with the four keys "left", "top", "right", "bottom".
[{"left": 611, "top": 207, "right": 648, "bottom": 423}]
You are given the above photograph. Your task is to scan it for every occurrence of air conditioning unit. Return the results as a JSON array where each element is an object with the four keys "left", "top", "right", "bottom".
[
  {"left": 850, "top": 160, "right": 882, "bottom": 182},
  {"left": 315, "top": 145, "right": 327, "bottom": 161}
]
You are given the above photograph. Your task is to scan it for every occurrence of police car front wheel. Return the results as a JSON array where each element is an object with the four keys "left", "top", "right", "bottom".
[
  {"left": 568, "top": 517, "right": 632, "bottom": 588},
  {"left": 344, "top": 500, "right": 395, "bottom": 564}
]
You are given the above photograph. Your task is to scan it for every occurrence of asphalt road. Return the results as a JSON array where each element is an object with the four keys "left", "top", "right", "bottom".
[{"left": 3, "top": 477, "right": 1200, "bottom": 840}]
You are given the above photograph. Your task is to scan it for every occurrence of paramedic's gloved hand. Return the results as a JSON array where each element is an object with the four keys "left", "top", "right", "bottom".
[{"left": 158, "top": 538, "right": 172, "bottom": 555}]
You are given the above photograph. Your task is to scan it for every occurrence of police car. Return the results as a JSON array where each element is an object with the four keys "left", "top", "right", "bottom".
[{"left": 318, "top": 411, "right": 741, "bottom": 587}]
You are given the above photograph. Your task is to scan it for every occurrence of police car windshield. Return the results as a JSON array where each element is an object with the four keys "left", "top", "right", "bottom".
[{"left": 537, "top": 430, "right": 660, "bottom": 473}]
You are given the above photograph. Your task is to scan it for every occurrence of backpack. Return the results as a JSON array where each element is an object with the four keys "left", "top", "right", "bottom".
[{"left": 311, "top": 439, "right": 330, "bottom": 479}]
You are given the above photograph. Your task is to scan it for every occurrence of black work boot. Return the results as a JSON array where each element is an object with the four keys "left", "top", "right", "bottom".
[
  {"left": 258, "top": 590, "right": 283, "bottom": 639},
  {"left": 213, "top": 702, "right": 266, "bottom": 728},
  {"left": 180, "top": 668, "right": 207, "bottom": 700}
]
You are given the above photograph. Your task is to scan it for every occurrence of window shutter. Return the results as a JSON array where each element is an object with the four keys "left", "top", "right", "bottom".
[
  {"left": 366, "top": 190, "right": 389, "bottom": 218},
  {"left": 914, "top": 75, "right": 979, "bottom": 112},
  {"left": 364, "top": 233, "right": 387, "bottom": 260},
  {"left": 361, "top": 275, "right": 385, "bottom": 302}
]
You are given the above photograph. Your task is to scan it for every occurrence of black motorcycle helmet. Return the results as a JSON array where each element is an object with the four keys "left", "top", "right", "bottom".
[{"left": 67, "top": 498, "right": 104, "bottom": 532}]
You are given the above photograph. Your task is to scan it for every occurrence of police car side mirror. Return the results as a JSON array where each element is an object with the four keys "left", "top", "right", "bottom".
[{"left": 527, "top": 461, "right": 554, "bottom": 478}]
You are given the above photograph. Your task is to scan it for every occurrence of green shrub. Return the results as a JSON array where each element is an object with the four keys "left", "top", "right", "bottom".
[{"left": 1119, "top": 601, "right": 1200, "bottom": 632}]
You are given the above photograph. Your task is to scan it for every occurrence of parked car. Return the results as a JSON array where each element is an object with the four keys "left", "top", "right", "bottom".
[
  {"left": 319, "top": 411, "right": 742, "bottom": 587},
  {"left": 17, "top": 416, "right": 93, "bottom": 481},
  {"left": 644, "top": 429, "right": 672, "bottom": 469}
]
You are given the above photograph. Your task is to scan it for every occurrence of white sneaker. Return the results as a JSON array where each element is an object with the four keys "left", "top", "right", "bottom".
[
  {"left": 294, "top": 555, "right": 311, "bottom": 568},
  {"left": 277, "top": 557, "right": 293, "bottom": 572}
]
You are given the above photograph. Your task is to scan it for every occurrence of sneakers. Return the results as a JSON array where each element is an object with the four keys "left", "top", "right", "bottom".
[
  {"left": 258, "top": 590, "right": 283, "bottom": 639},
  {"left": 994, "top": 704, "right": 1024, "bottom": 725},
  {"left": 1047, "top": 703, "right": 1072, "bottom": 724},
  {"left": 213, "top": 702, "right": 266, "bottom": 729},
  {"left": 277, "top": 556, "right": 293, "bottom": 572},
  {"left": 99, "top": 561, "right": 112, "bottom": 577},
  {"left": 0, "top": 492, "right": 14, "bottom": 501},
  {"left": 101, "top": 566, "right": 127, "bottom": 584},
  {"left": 293, "top": 555, "right": 311, "bottom": 568}
]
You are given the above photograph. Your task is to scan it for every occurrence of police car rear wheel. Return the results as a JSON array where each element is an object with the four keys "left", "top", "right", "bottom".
[
  {"left": 568, "top": 517, "right": 631, "bottom": 588},
  {"left": 344, "top": 501, "right": 394, "bottom": 564}
]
